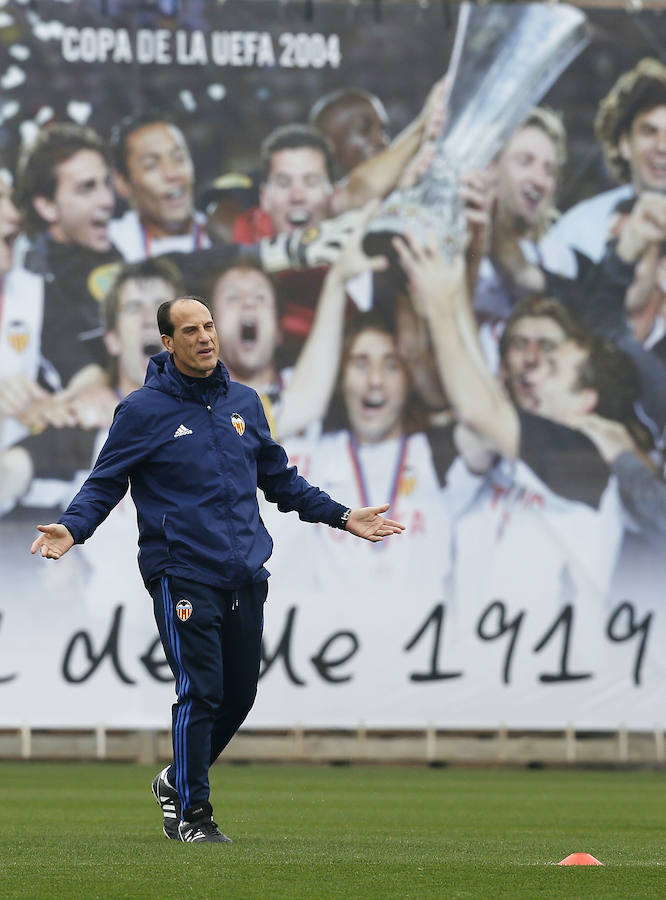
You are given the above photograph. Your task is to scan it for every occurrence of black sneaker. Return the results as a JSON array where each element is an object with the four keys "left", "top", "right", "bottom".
[
  {"left": 179, "top": 801, "right": 233, "bottom": 844},
  {"left": 151, "top": 767, "right": 181, "bottom": 840}
]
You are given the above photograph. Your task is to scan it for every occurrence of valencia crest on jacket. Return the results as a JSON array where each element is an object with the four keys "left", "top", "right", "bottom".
[{"left": 231, "top": 413, "right": 245, "bottom": 436}]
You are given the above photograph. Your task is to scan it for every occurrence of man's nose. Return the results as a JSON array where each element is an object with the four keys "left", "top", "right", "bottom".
[
  {"left": 522, "top": 343, "right": 544, "bottom": 368},
  {"left": 289, "top": 180, "right": 307, "bottom": 201},
  {"left": 367, "top": 365, "right": 385, "bottom": 386},
  {"left": 369, "top": 125, "right": 389, "bottom": 154},
  {"left": 161, "top": 158, "right": 184, "bottom": 181},
  {"left": 529, "top": 166, "right": 549, "bottom": 190},
  {"left": 99, "top": 183, "right": 115, "bottom": 209}
]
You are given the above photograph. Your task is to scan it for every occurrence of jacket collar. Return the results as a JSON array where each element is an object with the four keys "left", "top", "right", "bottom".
[{"left": 145, "top": 351, "right": 230, "bottom": 399}]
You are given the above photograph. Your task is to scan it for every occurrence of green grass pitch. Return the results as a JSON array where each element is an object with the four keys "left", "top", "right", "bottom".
[{"left": 2, "top": 762, "right": 664, "bottom": 898}]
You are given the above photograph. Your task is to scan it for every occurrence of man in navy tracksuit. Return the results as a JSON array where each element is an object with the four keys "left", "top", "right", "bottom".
[{"left": 31, "top": 296, "right": 404, "bottom": 844}]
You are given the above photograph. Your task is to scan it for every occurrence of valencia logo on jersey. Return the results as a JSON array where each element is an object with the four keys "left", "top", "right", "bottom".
[
  {"left": 175, "top": 599, "right": 193, "bottom": 622},
  {"left": 87, "top": 262, "right": 122, "bottom": 302},
  {"left": 6, "top": 320, "right": 30, "bottom": 353},
  {"left": 299, "top": 225, "right": 320, "bottom": 245},
  {"left": 231, "top": 413, "right": 245, "bottom": 436},
  {"left": 399, "top": 471, "right": 417, "bottom": 497}
]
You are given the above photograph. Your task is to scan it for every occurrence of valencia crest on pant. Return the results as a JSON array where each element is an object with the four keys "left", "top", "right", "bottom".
[
  {"left": 175, "top": 599, "right": 193, "bottom": 621},
  {"left": 231, "top": 413, "right": 245, "bottom": 436}
]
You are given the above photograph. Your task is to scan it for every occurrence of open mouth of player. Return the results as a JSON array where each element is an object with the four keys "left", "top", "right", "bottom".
[
  {"left": 240, "top": 320, "right": 258, "bottom": 347},
  {"left": 163, "top": 187, "right": 189, "bottom": 207},
  {"left": 90, "top": 216, "right": 110, "bottom": 240},
  {"left": 521, "top": 186, "right": 544, "bottom": 212},
  {"left": 287, "top": 208, "right": 310, "bottom": 227},
  {"left": 646, "top": 161, "right": 666, "bottom": 182},
  {"left": 362, "top": 396, "right": 386, "bottom": 412}
]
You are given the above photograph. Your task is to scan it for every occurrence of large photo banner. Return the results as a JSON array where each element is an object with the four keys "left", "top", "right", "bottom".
[{"left": 0, "top": 0, "right": 665, "bottom": 730}]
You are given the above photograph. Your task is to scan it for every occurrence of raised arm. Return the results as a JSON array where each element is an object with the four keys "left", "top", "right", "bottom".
[
  {"left": 275, "top": 202, "right": 388, "bottom": 439},
  {"left": 394, "top": 233, "right": 520, "bottom": 458},
  {"left": 615, "top": 192, "right": 666, "bottom": 270},
  {"left": 331, "top": 77, "right": 448, "bottom": 214},
  {"left": 613, "top": 192, "right": 666, "bottom": 337}
]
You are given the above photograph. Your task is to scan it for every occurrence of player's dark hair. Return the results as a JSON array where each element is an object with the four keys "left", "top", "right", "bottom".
[
  {"left": 308, "top": 88, "right": 387, "bottom": 129},
  {"left": 595, "top": 58, "right": 666, "bottom": 184},
  {"left": 574, "top": 332, "right": 654, "bottom": 453},
  {"left": 323, "top": 310, "right": 427, "bottom": 436},
  {"left": 499, "top": 295, "right": 584, "bottom": 364},
  {"left": 110, "top": 111, "right": 181, "bottom": 178},
  {"left": 15, "top": 122, "right": 109, "bottom": 234},
  {"left": 260, "top": 123, "right": 335, "bottom": 183}
]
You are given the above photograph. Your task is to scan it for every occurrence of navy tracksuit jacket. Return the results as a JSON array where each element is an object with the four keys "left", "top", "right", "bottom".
[{"left": 60, "top": 351, "right": 347, "bottom": 586}]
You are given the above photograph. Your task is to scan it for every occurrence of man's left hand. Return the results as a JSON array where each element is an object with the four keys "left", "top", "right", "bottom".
[{"left": 345, "top": 504, "right": 406, "bottom": 543}]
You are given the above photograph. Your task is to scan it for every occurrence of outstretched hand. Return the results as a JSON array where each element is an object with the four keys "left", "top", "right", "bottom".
[
  {"left": 30, "top": 523, "right": 74, "bottom": 559},
  {"left": 344, "top": 504, "right": 406, "bottom": 543}
]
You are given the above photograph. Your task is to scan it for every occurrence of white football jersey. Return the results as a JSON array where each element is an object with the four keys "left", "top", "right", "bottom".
[
  {"left": 544, "top": 185, "right": 634, "bottom": 264},
  {"left": 444, "top": 451, "right": 624, "bottom": 680},
  {"left": 0, "top": 266, "right": 44, "bottom": 449},
  {"left": 261, "top": 430, "right": 453, "bottom": 716},
  {"left": 109, "top": 209, "right": 210, "bottom": 262}
]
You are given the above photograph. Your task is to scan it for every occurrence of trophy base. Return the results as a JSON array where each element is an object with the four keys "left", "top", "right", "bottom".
[
  {"left": 363, "top": 180, "right": 467, "bottom": 268},
  {"left": 361, "top": 230, "right": 413, "bottom": 291},
  {"left": 362, "top": 229, "right": 405, "bottom": 265}
]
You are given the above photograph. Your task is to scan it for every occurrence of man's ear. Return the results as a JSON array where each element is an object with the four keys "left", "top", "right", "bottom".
[
  {"left": 258, "top": 181, "right": 267, "bottom": 211},
  {"left": 114, "top": 171, "right": 132, "bottom": 202},
  {"left": 32, "top": 195, "right": 58, "bottom": 225},
  {"left": 161, "top": 334, "right": 173, "bottom": 353},
  {"left": 581, "top": 387, "right": 599, "bottom": 415},
  {"left": 105, "top": 329, "right": 121, "bottom": 357},
  {"left": 618, "top": 131, "right": 631, "bottom": 163}
]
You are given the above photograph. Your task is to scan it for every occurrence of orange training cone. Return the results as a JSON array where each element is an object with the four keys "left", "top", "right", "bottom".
[{"left": 558, "top": 852, "right": 604, "bottom": 866}]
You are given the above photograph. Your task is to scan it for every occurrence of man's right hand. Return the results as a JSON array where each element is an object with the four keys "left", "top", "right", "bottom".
[{"left": 30, "top": 523, "right": 74, "bottom": 559}]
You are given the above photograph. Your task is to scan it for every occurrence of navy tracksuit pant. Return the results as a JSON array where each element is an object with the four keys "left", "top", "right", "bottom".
[{"left": 150, "top": 574, "right": 267, "bottom": 818}]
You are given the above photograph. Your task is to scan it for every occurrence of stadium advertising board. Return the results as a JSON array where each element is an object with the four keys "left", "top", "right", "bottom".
[{"left": 0, "top": 0, "right": 665, "bottom": 730}]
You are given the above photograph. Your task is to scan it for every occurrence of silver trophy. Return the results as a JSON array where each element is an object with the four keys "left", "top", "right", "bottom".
[{"left": 363, "top": 2, "right": 590, "bottom": 261}]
